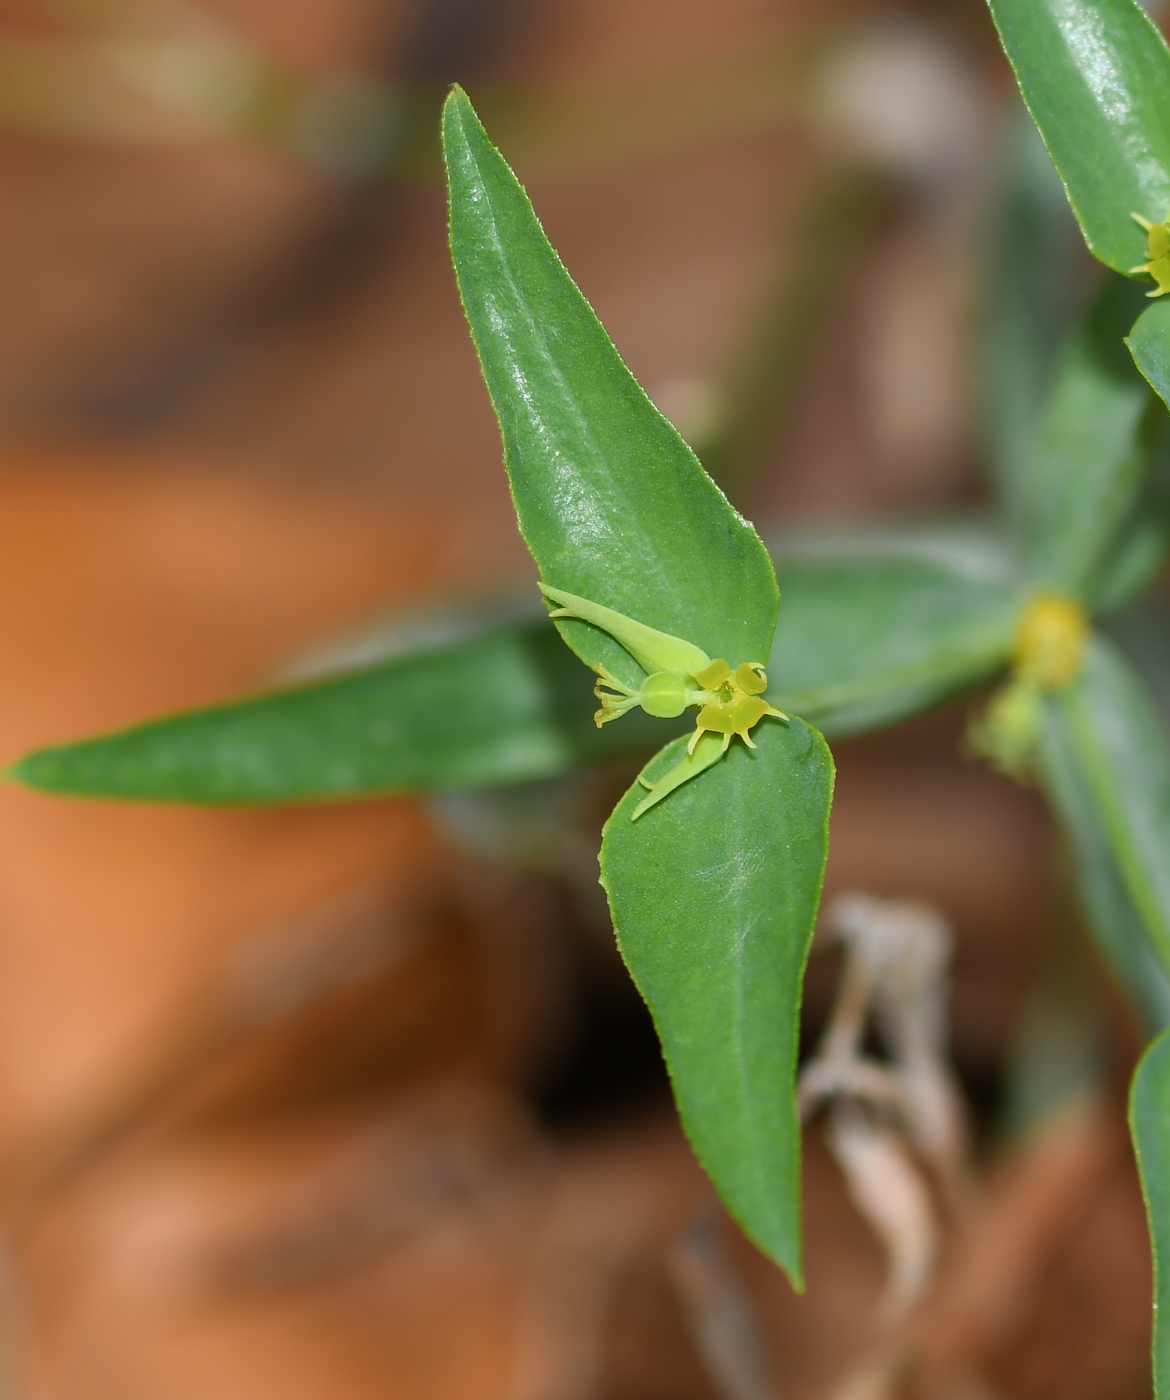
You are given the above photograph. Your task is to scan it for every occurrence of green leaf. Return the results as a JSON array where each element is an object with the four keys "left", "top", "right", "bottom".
[
  {"left": 981, "top": 105, "right": 1084, "bottom": 521},
  {"left": 1019, "top": 275, "right": 1156, "bottom": 598},
  {"left": 9, "top": 526, "right": 1020, "bottom": 802},
  {"left": 441, "top": 86, "right": 778, "bottom": 693},
  {"left": 1108, "top": 593, "right": 1170, "bottom": 715},
  {"left": 8, "top": 620, "right": 680, "bottom": 803},
  {"left": 1051, "top": 633, "right": 1170, "bottom": 968},
  {"left": 985, "top": 0, "right": 1170, "bottom": 274},
  {"left": 1129, "top": 1027, "right": 1170, "bottom": 1398},
  {"left": 1130, "top": 297, "right": 1170, "bottom": 415},
  {"left": 600, "top": 717, "right": 834, "bottom": 1284},
  {"left": 767, "top": 523, "right": 1021, "bottom": 737},
  {"left": 1038, "top": 690, "right": 1170, "bottom": 1032},
  {"left": 1087, "top": 408, "right": 1170, "bottom": 609}
]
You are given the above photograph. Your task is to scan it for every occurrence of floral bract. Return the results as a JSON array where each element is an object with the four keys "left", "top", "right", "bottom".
[{"left": 1131, "top": 211, "right": 1170, "bottom": 297}]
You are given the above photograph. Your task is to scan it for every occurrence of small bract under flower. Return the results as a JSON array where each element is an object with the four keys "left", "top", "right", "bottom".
[
  {"left": 1131, "top": 211, "right": 1170, "bottom": 297},
  {"left": 540, "top": 582, "right": 788, "bottom": 817}
]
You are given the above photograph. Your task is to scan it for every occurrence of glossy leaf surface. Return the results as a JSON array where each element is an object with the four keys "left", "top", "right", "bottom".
[
  {"left": 1052, "top": 634, "right": 1170, "bottom": 968},
  {"left": 601, "top": 718, "right": 834, "bottom": 1284},
  {"left": 9, "top": 621, "right": 678, "bottom": 802},
  {"left": 442, "top": 87, "right": 778, "bottom": 693},
  {"left": 986, "top": 0, "right": 1170, "bottom": 273},
  {"left": 1020, "top": 275, "right": 1155, "bottom": 597},
  {"left": 768, "top": 524, "right": 1020, "bottom": 737},
  {"left": 1130, "top": 298, "right": 1170, "bottom": 414},
  {"left": 1130, "top": 1027, "right": 1170, "bottom": 1398}
]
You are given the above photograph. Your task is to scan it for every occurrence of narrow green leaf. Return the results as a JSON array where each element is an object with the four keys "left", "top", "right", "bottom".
[
  {"left": 1052, "top": 633, "right": 1170, "bottom": 968},
  {"left": 981, "top": 105, "right": 1084, "bottom": 521},
  {"left": 1108, "top": 593, "right": 1170, "bottom": 715},
  {"left": 9, "top": 527, "right": 1020, "bottom": 802},
  {"left": 600, "top": 718, "right": 834, "bottom": 1284},
  {"left": 1130, "top": 1028, "right": 1170, "bottom": 1398},
  {"left": 8, "top": 621, "right": 679, "bottom": 802},
  {"left": 1038, "top": 692, "right": 1170, "bottom": 1032},
  {"left": 1130, "top": 297, "right": 1170, "bottom": 414},
  {"left": 1020, "top": 275, "right": 1155, "bottom": 597},
  {"left": 441, "top": 86, "right": 778, "bottom": 692},
  {"left": 767, "top": 523, "right": 1021, "bottom": 737},
  {"left": 986, "top": 0, "right": 1170, "bottom": 274},
  {"left": 1087, "top": 408, "right": 1170, "bottom": 609}
]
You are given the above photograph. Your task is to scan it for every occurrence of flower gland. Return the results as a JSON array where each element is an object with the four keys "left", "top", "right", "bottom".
[
  {"left": 1131, "top": 212, "right": 1170, "bottom": 297},
  {"left": 685, "top": 658, "right": 788, "bottom": 754},
  {"left": 1012, "top": 592, "right": 1088, "bottom": 690},
  {"left": 688, "top": 695, "right": 786, "bottom": 754}
]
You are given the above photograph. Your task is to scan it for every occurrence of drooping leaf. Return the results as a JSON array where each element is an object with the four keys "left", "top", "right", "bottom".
[
  {"left": 768, "top": 523, "right": 1021, "bottom": 737},
  {"left": 981, "top": 105, "right": 1084, "bottom": 520},
  {"left": 8, "top": 620, "right": 679, "bottom": 802},
  {"left": 441, "top": 86, "right": 778, "bottom": 693},
  {"left": 985, "top": 0, "right": 1170, "bottom": 274},
  {"left": 600, "top": 717, "right": 834, "bottom": 1284},
  {"left": 1038, "top": 692, "right": 1170, "bottom": 1032},
  {"left": 1020, "top": 275, "right": 1156, "bottom": 598},
  {"left": 1130, "top": 1027, "right": 1170, "bottom": 1398},
  {"left": 1130, "top": 297, "right": 1170, "bottom": 415},
  {"left": 1051, "top": 633, "right": 1170, "bottom": 969}
]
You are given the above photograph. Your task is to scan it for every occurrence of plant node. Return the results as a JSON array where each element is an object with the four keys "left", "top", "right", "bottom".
[{"left": 1130, "top": 211, "right": 1170, "bottom": 297}]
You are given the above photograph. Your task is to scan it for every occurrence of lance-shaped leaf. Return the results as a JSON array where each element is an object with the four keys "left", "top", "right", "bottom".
[
  {"left": 985, "top": 0, "right": 1170, "bottom": 274},
  {"left": 1019, "top": 275, "right": 1156, "bottom": 599},
  {"left": 1130, "top": 1027, "right": 1170, "bottom": 1398},
  {"left": 442, "top": 86, "right": 778, "bottom": 692},
  {"left": 1130, "top": 297, "right": 1170, "bottom": 415},
  {"left": 1050, "top": 633, "right": 1170, "bottom": 969},
  {"left": 981, "top": 105, "right": 1083, "bottom": 522},
  {"left": 601, "top": 718, "right": 834, "bottom": 1285},
  {"left": 8, "top": 620, "right": 679, "bottom": 802},
  {"left": 768, "top": 523, "right": 1021, "bottom": 737},
  {"left": 1038, "top": 693, "right": 1170, "bottom": 1033},
  {"left": 9, "top": 525, "right": 1020, "bottom": 802}
]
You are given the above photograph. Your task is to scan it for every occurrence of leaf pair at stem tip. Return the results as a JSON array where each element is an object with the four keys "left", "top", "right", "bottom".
[{"left": 540, "top": 583, "right": 788, "bottom": 817}]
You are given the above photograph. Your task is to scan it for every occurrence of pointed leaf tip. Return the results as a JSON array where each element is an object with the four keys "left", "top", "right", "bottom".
[
  {"left": 442, "top": 85, "right": 779, "bottom": 689},
  {"left": 602, "top": 720, "right": 834, "bottom": 1283}
]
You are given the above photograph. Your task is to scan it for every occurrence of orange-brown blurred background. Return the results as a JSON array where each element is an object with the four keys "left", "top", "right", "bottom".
[{"left": 0, "top": 1, "right": 1154, "bottom": 1396}]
